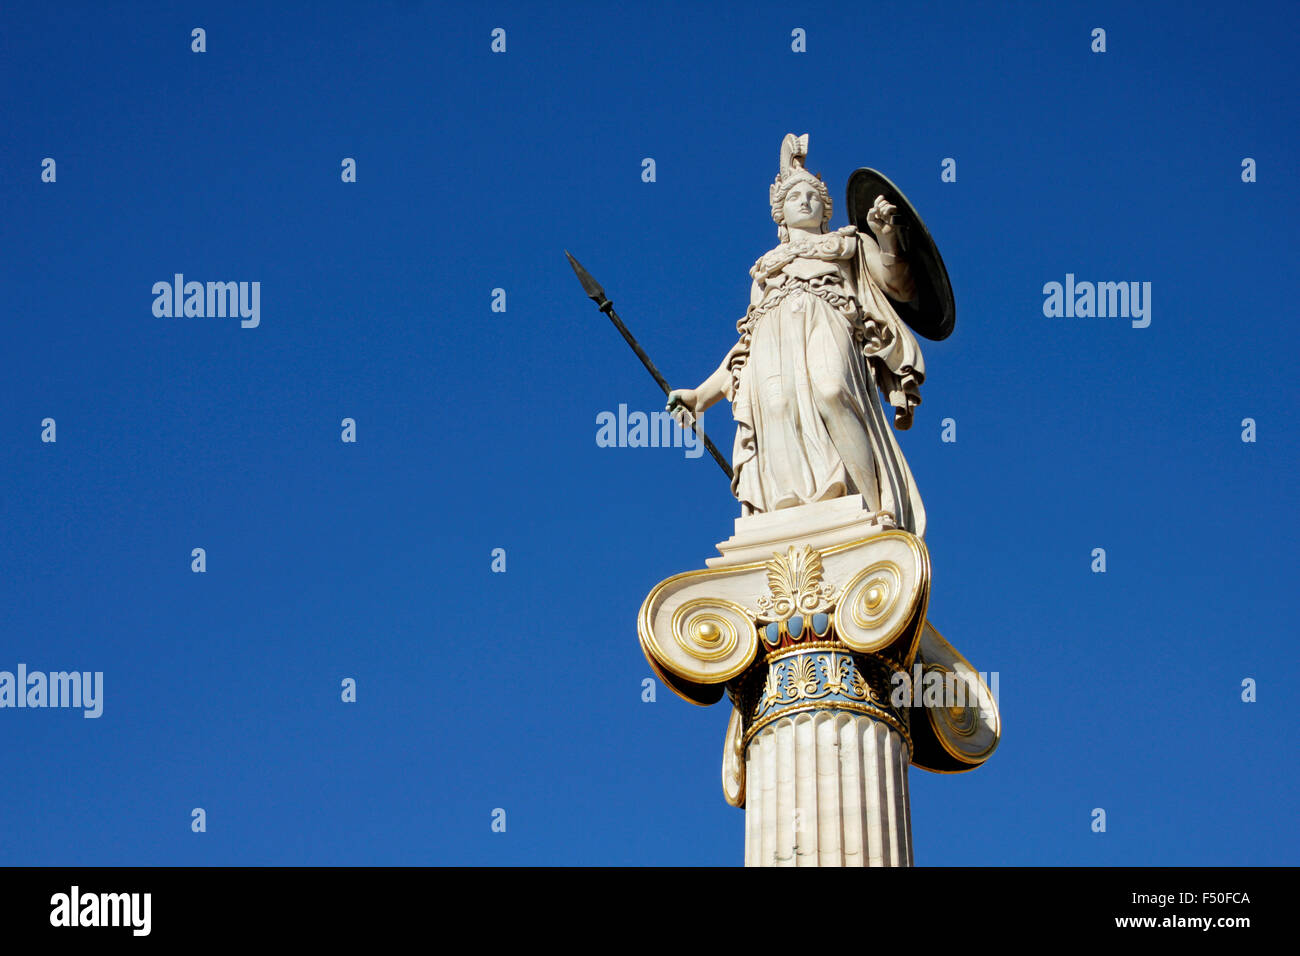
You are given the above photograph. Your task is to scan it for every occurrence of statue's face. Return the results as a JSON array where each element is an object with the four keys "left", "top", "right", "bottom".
[{"left": 783, "top": 182, "right": 824, "bottom": 230}]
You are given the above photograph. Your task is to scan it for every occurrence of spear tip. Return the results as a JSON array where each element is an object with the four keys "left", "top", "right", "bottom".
[{"left": 564, "top": 250, "right": 606, "bottom": 304}]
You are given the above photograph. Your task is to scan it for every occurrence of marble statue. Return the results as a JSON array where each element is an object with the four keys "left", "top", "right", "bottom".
[
  {"left": 610, "top": 134, "right": 998, "bottom": 866},
  {"left": 668, "top": 133, "right": 928, "bottom": 536}
]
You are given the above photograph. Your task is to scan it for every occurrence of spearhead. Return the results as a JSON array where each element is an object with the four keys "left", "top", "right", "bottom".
[
  {"left": 565, "top": 250, "right": 611, "bottom": 310},
  {"left": 564, "top": 248, "right": 734, "bottom": 479}
]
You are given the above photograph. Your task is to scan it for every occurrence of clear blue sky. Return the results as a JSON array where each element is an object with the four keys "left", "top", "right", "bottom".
[{"left": 2, "top": 0, "right": 1296, "bottom": 866}]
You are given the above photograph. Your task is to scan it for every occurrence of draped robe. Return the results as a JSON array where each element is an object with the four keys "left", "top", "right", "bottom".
[{"left": 720, "top": 225, "right": 928, "bottom": 537}]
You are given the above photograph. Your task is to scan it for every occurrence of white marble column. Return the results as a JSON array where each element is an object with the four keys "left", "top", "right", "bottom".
[{"left": 744, "top": 711, "right": 912, "bottom": 867}]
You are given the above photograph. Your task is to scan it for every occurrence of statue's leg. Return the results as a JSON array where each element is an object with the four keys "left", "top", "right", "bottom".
[
  {"left": 807, "top": 318, "right": 880, "bottom": 509},
  {"left": 812, "top": 382, "right": 879, "bottom": 507},
  {"left": 752, "top": 307, "right": 820, "bottom": 507}
]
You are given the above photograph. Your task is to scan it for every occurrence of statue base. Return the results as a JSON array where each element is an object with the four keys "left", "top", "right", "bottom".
[{"left": 707, "top": 495, "right": 896, "bottom": 568}]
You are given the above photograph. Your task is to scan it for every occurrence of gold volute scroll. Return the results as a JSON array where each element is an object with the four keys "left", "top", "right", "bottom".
[
  {"left": 833, "top": 532, "right": 929, "bottom": 660},
  {"left": 911, "top": 622, "right": 1000, "bottom": 771},
  {"left": 722, "top": 705, "right": 745, "bottom": 807},
  {"left": 642, "top": 597, "right": 758, "bottom": 686}
]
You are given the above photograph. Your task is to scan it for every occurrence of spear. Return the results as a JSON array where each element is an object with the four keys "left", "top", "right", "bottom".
[{"left": 565, "top": 251, "right": 733, "bottom": 480}]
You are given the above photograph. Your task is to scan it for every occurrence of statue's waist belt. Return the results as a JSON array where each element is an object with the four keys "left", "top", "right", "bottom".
[{"left": 745, "top": 276, "right": 857, "bottom": 331}]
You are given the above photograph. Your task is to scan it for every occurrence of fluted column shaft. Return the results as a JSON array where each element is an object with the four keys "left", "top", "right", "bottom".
[{"left": 744, "top": 711, "right": 912, "bottom": 867}]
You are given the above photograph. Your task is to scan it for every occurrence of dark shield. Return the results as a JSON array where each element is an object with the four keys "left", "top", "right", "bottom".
[{"left": 846, "top": 168, "right": 956, "bottom": 341}]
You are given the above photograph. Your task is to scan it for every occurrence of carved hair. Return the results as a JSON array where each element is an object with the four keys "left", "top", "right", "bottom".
[{"left": 769, "top": 133, "right": 832, "bottom": 241}]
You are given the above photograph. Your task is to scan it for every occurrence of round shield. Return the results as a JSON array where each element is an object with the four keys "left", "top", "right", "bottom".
[{"left": 846, "top": 168, "right": 956, "bottom": 341}]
